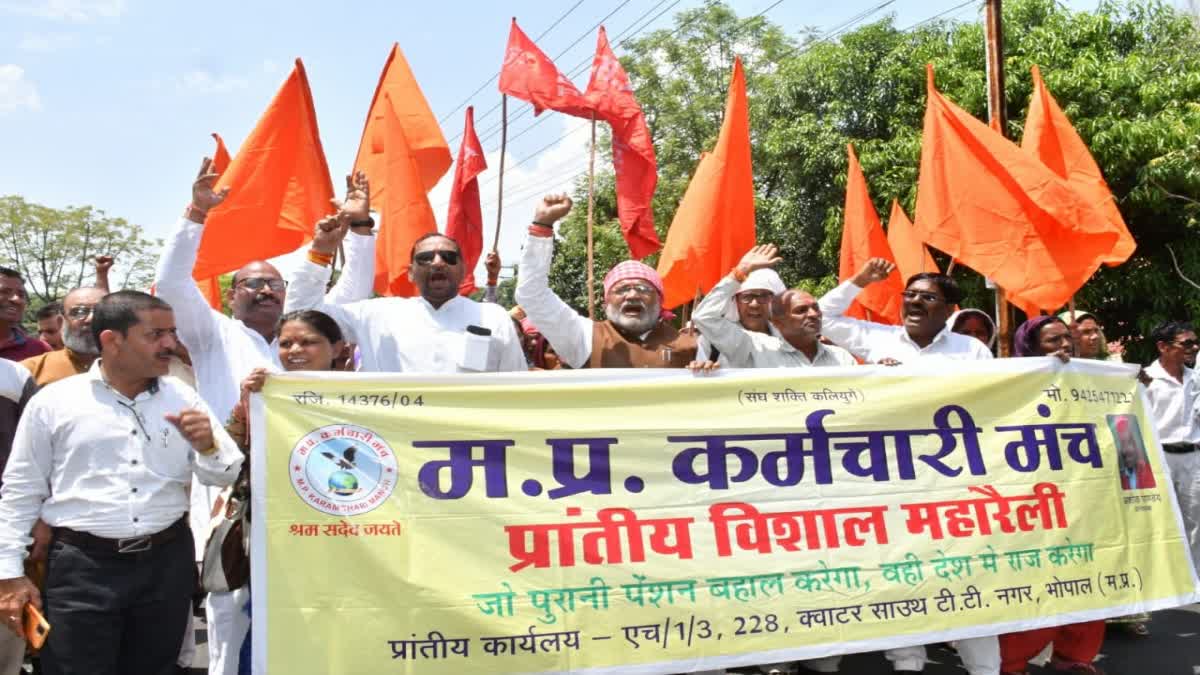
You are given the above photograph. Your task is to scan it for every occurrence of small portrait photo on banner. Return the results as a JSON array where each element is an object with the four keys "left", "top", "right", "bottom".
[{"left": 1108, "top": 414, "right": 1156, "bottom": 491}]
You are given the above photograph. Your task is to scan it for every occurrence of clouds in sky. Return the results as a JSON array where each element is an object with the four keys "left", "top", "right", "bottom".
[
  {"left": 0, "top": 65, "right": 42, "bottom": 113},
  {"left": 0, "top": 0, "right": 125, "bottom": 22}
]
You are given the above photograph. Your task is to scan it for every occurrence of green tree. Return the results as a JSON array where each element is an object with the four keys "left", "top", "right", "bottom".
[
  {"left": 547, "top": 0, "right": 1200, "bottom": 362},
  {"left": 0, "top": 195, "right": 163, "bottom": 316}
]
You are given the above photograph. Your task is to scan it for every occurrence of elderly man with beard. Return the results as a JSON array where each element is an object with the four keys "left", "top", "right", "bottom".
[
  {"left": 21, "top": 287, "right": 106, "bottom": 387},
  {"left": 515, "top": 194, "right": 697, "bottom": 369},
  {"left": 695, "top": 244, "right": 855, "bottom": 369},
  {"left": 155, "top": 159, "right": 378, "bottom": 675},
  {"left": 817, "top": 257, "right": 997, "bottom": 675},
  {"left": 286, "top": 220, "right": 524, "bottom": 374}
]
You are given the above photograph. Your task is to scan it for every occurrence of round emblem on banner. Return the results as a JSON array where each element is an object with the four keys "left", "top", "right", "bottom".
[{"left": 289, "top": 424, "right": 398, "bottom": 516}]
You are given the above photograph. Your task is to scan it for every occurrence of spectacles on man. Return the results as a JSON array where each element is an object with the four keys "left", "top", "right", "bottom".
[
  {"left": 66, "top": 305, "right": 95, "bottom": 320},
  {"left": 736, "top": 291, "right": 774, "bottom": 305},
  {"left": 236, "top": 278, "right": 287, "bottom": 293},
  {"left": 414, "top": 250, "right": 460, "bottom": 266},
  {"left": 1174, "top": 339, "right": 1200, "bottom": 349},
  {"left": 609, "top": 282, "right": 656, "bottom": 298},
  {"left": 901, "top": 290, "right": 944, "bottom": 304}
]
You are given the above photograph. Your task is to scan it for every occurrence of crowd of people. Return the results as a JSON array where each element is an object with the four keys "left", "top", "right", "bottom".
[{"left": 0, "top": 160, "right": 1195, "bottom": 675}]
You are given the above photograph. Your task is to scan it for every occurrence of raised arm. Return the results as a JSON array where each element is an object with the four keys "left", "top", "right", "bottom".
[
  {"left": 325, "top": 171, "right": 376, "bottom": 305},
  {"left": 694, "top": 244, "right": 783, "bottom": 365},
  {"left": 283, "top": 212, "right": 373, "bottom": 349},
  {"left": 514, "top": 194, "right": 593, "bottom": 370},
  {"left": 818, "top": 258, "right": 896, "bottom": 358},
  {"left": 153, "top": 157, "right": 231, "bottom": 352},
  {"left": 93, "top": 255, "right": 113, "bottom": 293}
]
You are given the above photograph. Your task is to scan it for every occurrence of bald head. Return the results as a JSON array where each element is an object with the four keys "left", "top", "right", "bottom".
[
  {"left": 228, "top": 260, "right": 285, "bottom": 326},
  {"left": 63, "top": 286, "right": 106, "bottom": 355}
]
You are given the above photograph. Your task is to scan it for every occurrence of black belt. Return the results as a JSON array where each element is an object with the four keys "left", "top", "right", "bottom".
[
  {"left": 1163, "top": 443, "right": 1198, "bottom": 454},
  {"left": 52, "top": 516, "right": 188, "bottom": 554}
]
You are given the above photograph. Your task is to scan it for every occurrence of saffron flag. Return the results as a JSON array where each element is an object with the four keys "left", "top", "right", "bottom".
[
  {"left": 838, "top": 145, "right": 902, "bottom": 324},
  {"left": 445, "top": 107, "right": 488, "bottom": 296},
  {"left": 585, "top": 26, "right": 660, "bottom": 259},
  {"left": 498, "top": 18, "right": 594, "bottom": 119},
  {"left": 354, "top": 44, "right": 452, "bottom": 296},
  {"left": 657, "top": 58, "right": 755, "bottom": 309},
  {"left": 886, "top": 199, "right": 939, "bottom": 283},
  {"left": 195, "top": 59, "right": 333, "bottom": 281},
  {"left": 912, "top": 65, "right": 1117, "bottom": 314},
  {"left": 1022, "top": 65, "right": 1134, "bottom": 266}
]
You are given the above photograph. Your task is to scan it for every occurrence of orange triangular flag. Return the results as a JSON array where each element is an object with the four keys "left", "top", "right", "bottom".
[
  {"left": 912, "top": 65, "right": 1117, "bottom": 314},
  {"left": 196, "top": 133, "right": 232, "bottom": 310},
  {"left": 354, "top": 44, "right": 452, "bottom": 296},
  {"left": 194, "top": 60, "right": 333, "bottom": 280},
  {"left": 1022, "top": 65, "right": 1134, "bottom": 266},
  {"left": 838, "top": 145, "right": 902, "bottom": 324},
  {"left": 657, "top": 58, "right": 755, "bottom": 309},
  {"left": 886, "top": 199, "right": 939, "bottom": 283}
]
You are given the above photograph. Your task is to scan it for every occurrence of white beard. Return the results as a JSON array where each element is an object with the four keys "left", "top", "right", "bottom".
[{"left": 63, "top": 323, "right": 98, "bottom": 355}]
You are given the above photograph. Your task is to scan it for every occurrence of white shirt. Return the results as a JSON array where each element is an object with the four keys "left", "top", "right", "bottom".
[
  {"left": 0, "top": 358, "right": 30, "bottom": 405},
  {"left": 0, "top": 363, "right": 243, "bottom": 578},
  {"left": 695, "top": 276, "right": 858, "bottom": 368},
  {"left": 153, "top": 217, "right": 377, "bottom": 422},
  {"left": 285, "top": 258, "right": 525, "bottom": 374},
  {"left": 819, "top": 280, "right": 994, "bottom": 363},
  {"left": 1143, "top": 360, "right": 1200, "bottom": 445},
  {"left": 515, "top": 235, "right": 598, "bottom": 370}
]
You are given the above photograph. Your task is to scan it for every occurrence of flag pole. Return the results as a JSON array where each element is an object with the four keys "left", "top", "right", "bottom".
[
  {"left": 984, "top": 0, "right": 1012, "bottom": 356},
  {"left": 491, "top": 94, "right": 508, "bottom": 253},
  {"left": 585, "top": 112, "right": 598, "bottom": 320}
]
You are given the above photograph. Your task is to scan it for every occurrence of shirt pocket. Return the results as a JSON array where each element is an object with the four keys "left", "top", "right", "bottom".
[{"left": 141, "top": 424, "right": 191, "bottom": 482}]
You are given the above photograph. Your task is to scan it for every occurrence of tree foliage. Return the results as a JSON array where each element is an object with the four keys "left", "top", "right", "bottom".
[
  {"left": 0, "top": 195, "right": 162, "bottom": 315},
  {"left": 546, "top": 0, "right": 1200, "bottom": 362}
]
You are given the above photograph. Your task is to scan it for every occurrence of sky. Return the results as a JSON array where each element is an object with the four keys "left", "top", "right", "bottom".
[{"left": 0, "top": 0, "right": 1144, "bottom": 287}]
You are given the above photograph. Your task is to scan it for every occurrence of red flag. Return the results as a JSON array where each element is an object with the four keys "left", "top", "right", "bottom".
[
  {"left": 498, "top": 18, "right": 593, "bottom": 119},
  {"left": 912, "top": 65, "right": 1117, "bottom": 314},
  {"left": 657, "top": 58, "right": 755, "bottom": 309},
  {"left": 838, "top": 145, "right": 902, "bottom": 324},
  {"left": 355, "top": 44, "right": 452, "bottom": 296},
  {"left": 1022, "top": 65, "right": 1134, "bottom": 266},
  {"left": 195, "top": 60, "right": 333, "bottom": 280},
  {"left": 445, "top": 107, "right": 488, "bottom": 295},
  {"left": 585, "top": 26, "right": 660, "bottom": 259},
  {"left": 886, "top": 199, "right": 939, "bottom": 283}
]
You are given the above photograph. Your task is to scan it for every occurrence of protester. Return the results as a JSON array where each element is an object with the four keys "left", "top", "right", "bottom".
[
  {"left": 515, "top": 194, "right": 697, "bottom": 369},
  {"left": 1142, "top": 320, "right": 1200, "bottom": 572},
  {"left": 21, "top": 286, "right": 105, "bottom": 387},
  {"left": 998, "top": 315, "right": 1106, "bottom": 675},
  {"left": 34, "top": 303, "right": 63, "bottom": 351},
  {"left": 0, "top": 268, "right": 49, "bottom": 362},
  {"left": 0, "top": 359, "right": 33, "bottom": 675},
  {"left": 286, "top": 216, "right": 524, "bottom": 374},
  {"left": 1059, "top": 310, "right": 1119, "bottom": 362},
  {"left": 696, "top": 262, "right": 787, "bottom": 366},
  {"left": 519, "top": 317, "right": 563, "bottom": 370},
  {"left": 949, "top": 308, "right": 996, "bottom": 351},
  {"left": 483, "top": 250, "right": 502, "bottom": 304},
  {"left": 819, "top": 259, "right": 992, "bottom": 364},
  {"left": 154, "top": 159, "right": 377, "bottom": 675},
  {"left": 0, "top": 291, "right": 243, "bottom": 674},
  {"left": 93, "top": 255, "right": 113, "bottom": 293},
  {"left": 695, "top": 244, "right": 855, "bottom": 368},
  {"left": 818, "top": 257, "right": 997, "bottom": 674}
]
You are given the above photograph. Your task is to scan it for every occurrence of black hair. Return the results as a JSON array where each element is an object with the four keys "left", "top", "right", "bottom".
[
  {"left": 0, "top": 267, "right": 22, "bottom": 281},
  {"left": 409, "top": 232, "right": 461, "bottom": 261},
  {"left": 1150, "top": 320, "right": 1195, "bottom": 349},
  {"left": 277, "top": 310, "right": 344, "bottom": 344},
  {"left": 906, "top": 272, "right": 963, "bottom": 306},
  {"left": 91, "top": 290, "right": 172, "bottom": 347},
  {"left": 36, "top": 302, "right": 63, "bottom": 321}
]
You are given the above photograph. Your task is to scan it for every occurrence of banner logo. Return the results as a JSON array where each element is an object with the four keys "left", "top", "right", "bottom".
[{"left": 289, "top": 424, "right": 398, "bottom": 516}]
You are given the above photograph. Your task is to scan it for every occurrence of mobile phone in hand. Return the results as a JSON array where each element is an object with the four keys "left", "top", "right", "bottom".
[{"left": 23, "top": 603, "right": 49, "bottom": 649}]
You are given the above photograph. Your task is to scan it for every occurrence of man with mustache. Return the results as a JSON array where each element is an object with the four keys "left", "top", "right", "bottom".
[
  {"left": 515, "top": 194, "right": 697, "bottom": 369},
  {"left": 694, "top": 244, "right": 855, "bottom": 369},
  {"left": 154, "top": 159, "right": 378, "bottom": 675},
  {"left": 34, "top": 303, "right": 63, "bottom": 352},
  {"left": 0, "top": 268, "right": 49, "bottom": 363},
  {"left": 21, "top": 286, "right": 106, "bottom": 387},
  {"left": 285, "top": 217, "right": 525, "bottom": 374},
  {"left": 817, "top": 257, "right": 996, "bottom": 675},
  {"left": 0, "top": 291, "right": 243, "bottom": 675}
]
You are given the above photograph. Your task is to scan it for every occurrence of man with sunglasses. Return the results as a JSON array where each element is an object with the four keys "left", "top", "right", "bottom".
[
  {"left": 818, "top": 258, "right": 992, "bottom": 364},
  {"left": 515, "top": 194, "right": 698, "bottom": 369},
  {"left": 285, "top": 216, "right": 525, "bottom": 373},
  {"left": 154, "top": 159, "right": 378, "bottom": 675},
  {"left": 1143, "top": 320, "right": 1200, "bottom": 571}
]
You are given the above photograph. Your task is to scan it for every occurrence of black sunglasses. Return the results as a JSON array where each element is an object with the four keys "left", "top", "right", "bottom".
[
  {"left": 1174, "top": 339, "right": 1200, "bottom": 349},
  {"left": 414, "top": 250, "right": 460, "bottom": 266}
]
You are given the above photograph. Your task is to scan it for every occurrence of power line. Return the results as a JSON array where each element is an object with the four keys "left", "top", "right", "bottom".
[
  {"left": 436, "top": 0, "right": 588, "bottom": 125},
  {"left": 902, "top": 0, "right": 979, "bottom": 31}
]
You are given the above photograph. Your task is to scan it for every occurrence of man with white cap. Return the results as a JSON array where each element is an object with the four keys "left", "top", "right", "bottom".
[
  {"left": 516, "top": 194, "right": 697, "bottom": 369},
  {"left": 695, "top": 254, "right": 786, "bottom": 367}
]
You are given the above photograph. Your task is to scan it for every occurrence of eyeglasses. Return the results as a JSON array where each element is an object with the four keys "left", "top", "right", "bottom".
[
  {"left": 237, "top": 278, "right": 287, "bottom": 293},
  {"left": 414, "top": 250, "right": 460, "bottom": 266},
  {"left": 609, "top": 282, "right": 656, "bottom": 297},
  {"left": 1174, "top": 339, "right": 1200, "bottom": 349},
  {"left": 901, "top": 290, "right": 944, "bottom": 304},
  {"left": 66, "top": 305, "right": 95, "bottom": 320},
  {"left": 736, "top": 291, "right": 774, "bottom": 305}
]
